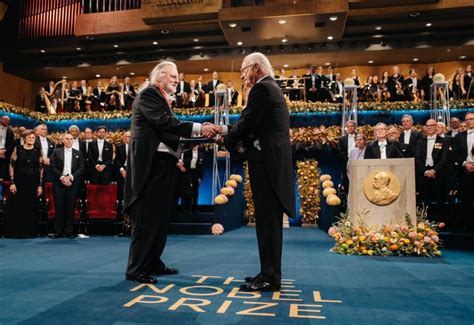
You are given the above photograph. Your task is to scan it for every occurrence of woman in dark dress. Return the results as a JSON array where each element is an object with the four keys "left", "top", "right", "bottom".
[
  {"left": 421, "top": 66, "right": 435, "bottom": 101},
  {"left": 106, "top": 76, "right": 121, "bottom": 111},
  {"left": 5, "top": 130, "right": 43, "bottom": 238}
]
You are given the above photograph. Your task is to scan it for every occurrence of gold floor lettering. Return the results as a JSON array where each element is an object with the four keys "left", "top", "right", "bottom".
[{"left": 123, "top": 275, "right": 343, "bottom": 319}]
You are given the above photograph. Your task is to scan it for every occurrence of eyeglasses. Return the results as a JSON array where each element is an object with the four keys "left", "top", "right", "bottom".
[
  {"left": 466, "top": 118, "right": 474, "bottom": 121},
  {"left": 426, "top": 124, "right": 437, "bottom": 127},
  {"left": 240, "top": 63, "right": 255, "bottom": 73}
]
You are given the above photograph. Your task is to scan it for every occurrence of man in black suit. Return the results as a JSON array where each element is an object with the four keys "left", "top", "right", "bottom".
[
  {"left": 35, "top": 87, "right": 48, "bottom": 113},
  {"left": 387, "top": 125, "right": 411, "bottom": 157},
  {"left": 226, "top": 81, "right": 239, "bottom": 106},
  {"left": 453, "top": 112, "right": 474, "bottom": 228},
  {"left": 124, "top": 77, "right": 136, "bottom": 110},
  {"left": 181, "top": 145, "right": 204, "bottom": 212},
  {"left": 399, "top": 114, "right": 421, "bottom": 157},
  {"left": 447, "top": 117, "right": 461, "bottom": 137},
  {"left": 206, "top": 71, "right": 221, "bottom": 107},
  {"left": 175, "top": 73, "right": 191, "bottom": 108},
  {"left": 216, "top": 52, "right": 296, "bottom": 292},
  {"left": 0, "top": 116, "right": 15, "bottom": 180},
  {"left": 304, "top": 65, "right": 319, "bottom": 102},
  {"left": 116, "top": 130, "right": 130, "bottom": 204},
  {"left": 49, "top": 133, "right": 85, "bottom": 238},
  {"left": 124, "top": 61, "right": 216, "bottom": 284},
  {"left": 415, "top": 119, "right": 448, "bottom": 220},
  {"left": 338, "top": 120, "right": 357, "bottom": 193},
  {"left": 80, "top": 127, "right": 94, "bottom": 182},
  {"left": 35, "top": 124, "right": 55, "bottom": 182},
  {"left": 88, "top": 126, "right": 114, "bottom": 185},
  {"left": 404, "top": 69, "right": 420, "bottom": 101},
  {"left": 93, "top": 81, "right": 107, "bottom": 110},
  {"left": 364, "top": 123, "right": 406, "bottom": 159}
]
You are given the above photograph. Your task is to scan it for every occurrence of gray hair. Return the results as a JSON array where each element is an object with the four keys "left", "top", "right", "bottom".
[
  {"left": 243, "top": 52, "right": 274, "bottom": 78},
  {"left": 68, "top": 125, "right": 80, "bottom": 132},
  {"left": 401, "top": 114, "right": 413, "bottom": 122},
  {"left": 149, "top": 61, "right": 177, "bottom": 85}
]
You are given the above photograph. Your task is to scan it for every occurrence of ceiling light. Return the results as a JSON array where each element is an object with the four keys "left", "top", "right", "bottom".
[
  {"left": 153, "top": 41, "right": 158, "bottom": 45},
  {"left": 237, "top": 41, "right": 243, "bottom": 46},
  {"left": 228, "top": 23, "right": 237, "bottom": 28},
  {"left": 40, "top": 49, "right": 46, "bottom": 53},
  {"left": 204, "top": 68, "right": 209, "bottom": 72},
  {"left": 113, "top": 44, "right": 119, "bottom": 48},
  {"left": 160, "top": 29, "right": 170, "bottom": 34},
  {"left": 368, "top": 60, "right": 374, "bottom": 64},
  {"left": 373, "top": 34, "right": 383, "bottom": 38},
  {"left": 193, "top": 46, "right": 202, "bottom": 50},
  {"left": 327, "top": 36, "right": 333, "bottom": 40},
  {"left": 409, "top": 11, "right": 420, "bottom": 18},
  {"left": 329, "top": 16, "right": 338, "bottom": 21},
  {"left": 193, "top": 38, "right": 199, "bottom": 42},
  {"left": 412, "top": 58, "right": 419, "bottom": 61},
  {"left": 62, "top": 76, "right": 67, "bottom": 79},
  {"left": 426, "top": 22, "right": 432, "bottom": 27},
  {"left": 460, "top": 55, "right": 467, "bottom": 59},
  {"left": 447, "top": 48, "right": 451, "bottom": 52},
  {"left": 76, "top": 47, "right": 82, "bottom": 51},
  {"left": 278, "top": 19, "right": 287, "bottom": 24},
  {"left": 283, "top": 64, "right": 289, "bottom": 68},
  {"left": 282, "top": 38, "right": 288, "bottom": 43},
  {"left": 325, "top": 62, "right": 331, "bottom": 66},
  {"left": 95, "top": 74, "right": 101, "bottom": 78},
  {"left": 375, "top": 26, "right": 382, "bottom": 31},
  {"left": 130, "top": 72, "right": 135, "bottom": 75}
]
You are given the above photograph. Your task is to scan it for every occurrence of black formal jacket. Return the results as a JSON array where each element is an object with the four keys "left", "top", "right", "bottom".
[
  {"left": 176, "top": 81, "right": 191, "bottom": 95},
  {"left": 116, "top": 143, "right": 128, "bottom": 172},
  {"left": 415, "top": 135, "right": 448, "bottom": 175},
  {"left": 50, "top": 147, "right": 85, "bottom": 183},
  {"left": 224, "top": 76, "right": 296, "bottom": 218},
  {"left": 206, "top": 80, "right": 221, "bottom": 94},
  {"left": 34, "top": 137, "right": 55, "bottom": 157},
  {"left": 183, "top": 149, "right": 204, "bottom": 180},
  {"left": 453, "top": 131, "right": 473, "bottom": 168},
  {"left": 123, "top": 85, "right": 195, "bottom": 211},
  {"left": 93, "top": 87, "right": 107, "bottom": 104},
  {"left": 88, "top": 140, "right": 114, "bottom": 168},
  {"left": 2, "top": 127, "right": 15, "bottom": 158},
  {"left": 364, "top": 140, "right": 405, "bottom": 159},
  {"left": 229, "top": 89, "right": 239, "bottom": 106}
]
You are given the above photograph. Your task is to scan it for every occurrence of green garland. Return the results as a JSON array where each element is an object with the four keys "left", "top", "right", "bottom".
[{"left": 2, "top": 99, "right": 474, "bottom": 121}]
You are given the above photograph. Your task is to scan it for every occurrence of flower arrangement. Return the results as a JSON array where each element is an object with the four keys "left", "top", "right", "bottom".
[
  {"left": 2, "top": 99, "right": 473, "bottom": 121},
  {"left": 297, "top": 160, "right": 320, "bottom": 225},
  {"left": 320, "top": 174, "right": 341, "bottom": 206},
  {"left": 243, "top": 162, "right": 255, "bottom": 224},
  {"left": 328, "top": 207, "right": 443, "bottom": 257}
]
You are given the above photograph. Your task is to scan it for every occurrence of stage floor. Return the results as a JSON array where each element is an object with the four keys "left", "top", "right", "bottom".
[{"left": 1, "top": 227, "right": 473, "bottom": 324}]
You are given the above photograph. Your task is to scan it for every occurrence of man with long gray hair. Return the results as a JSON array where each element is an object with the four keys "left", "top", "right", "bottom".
[
  {"left": 216, "top": 52, "right": 296, "bottom": 291},
  {"left": 124, "top": 61, "right": 216, "bottom": 284}
]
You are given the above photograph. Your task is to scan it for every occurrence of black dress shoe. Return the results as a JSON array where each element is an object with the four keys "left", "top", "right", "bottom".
[
  {"left": 126, "top": 273, "right": 157, "bottom": 284},
  {"left": 245, "top": 273, "right": 263, "bottom": 283},
  {"left": 153, "top": 266, "right": 179, "bottom": 276},
  {"left": 240, "top": 279, "right": 280, "bottom": 292}
]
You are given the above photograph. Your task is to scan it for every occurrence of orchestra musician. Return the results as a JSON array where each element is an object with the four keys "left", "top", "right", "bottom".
[
  {"left": 206, "top": 71, "right": 221, "bottom": 107},
  {"left": 226, "top": 80, "right": 239, "bottom": 106},
  {"left": 421, "top": 66, "right": 435, "bottom": 101},
  {"left": 93, "top": 81, "right": 107, "bottom": 111},
  {"left": 387, "top": 65, "right": 405, "bottom": 102},
  {"left": 106, "top": 76, "right": 121, "bottom": 111},
  {"left": 175, "top": 73, "right": 191, "bottom": 108},
  {"left": 404, "top": 69, "right": 421, "bottom": 102},
  {"left": 68, "top": 81, "right": 82, "bottom": 112},
  {"left": 124, "top": 77, "right": 136, "bottom": 110},
  {"left": 35, "top": 87, "right": 48, "bottom": 113},
  {"left": 84, "top": 86, "right": 96, "bottom": 112}
]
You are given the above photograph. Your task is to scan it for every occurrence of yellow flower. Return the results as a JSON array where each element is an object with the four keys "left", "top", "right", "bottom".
[
  {"left": 346, "top": 240, "right": 354, "bottom": 246},
  {"left": 359, "top": 235, "right": 366, "bottom": 242},
  {"left": 434, "top": 250, "right": 442, "bottom": 256},
  {"left": 367, "top": 250, "right": 373, "bottom": 256}
]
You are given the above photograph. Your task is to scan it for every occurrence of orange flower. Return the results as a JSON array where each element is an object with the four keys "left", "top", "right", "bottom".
[{"left": 389, "top": 244, "right": 398, "bottom": 251}]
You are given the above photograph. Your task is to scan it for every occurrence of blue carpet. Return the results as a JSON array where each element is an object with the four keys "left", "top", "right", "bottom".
[{"left": 1, "top": 227, "right": 473, "bottom": 324}]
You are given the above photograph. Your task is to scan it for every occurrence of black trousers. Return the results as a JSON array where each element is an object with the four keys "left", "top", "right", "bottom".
[
  {"left": 126, "top": 152, "right": 178, "bottom": 277},
  {"left": 53, "top": 181, "right": 79, "bottom": 235},
  {"left": 248, "top": 158, "right": 284, "bottom": 284},
  {"left": 458, "top": 170, "right": 474, "bottom": 228},
  {"left": 90, "top": 163, "right": 113, "bottom": 185}
]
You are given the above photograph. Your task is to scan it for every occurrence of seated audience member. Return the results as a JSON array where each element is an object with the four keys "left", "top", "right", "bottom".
[
  {"left": 364, "top": 123, "right": 405, "bottom": 159},
  {"left": 453, "top": 112, "right": 474, "bottom": 229},
  {"left": 88, "top": 126, "right": 114, "bottom": 185},
  {"left": 4, "top": 130, "right": 43, "bottom": 238},
  {"left": 49, "top": 133, "right": 85, "bottom": 238},
  {"left": 415, "top": 119, "right": 448, "bottom": 222}
]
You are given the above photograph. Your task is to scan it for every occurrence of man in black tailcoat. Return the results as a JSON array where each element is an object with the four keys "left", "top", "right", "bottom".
[
  {"left": 124, "top": 61, "right": 216, "bottom": 284},
  {"left": 216, "top": 52, "right": 296, "bottom": 292},
  {"left": 49, "top": 133, "right": 84, "bottom": 238}
]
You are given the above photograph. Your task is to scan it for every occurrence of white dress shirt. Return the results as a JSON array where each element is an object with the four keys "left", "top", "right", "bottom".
[
  {"left": 97, "top": 139, "right": 104, "bottom": 162},
  {"left": 467, "top": 130, "right": 474, "bottom": 163},
  {"left": 379, "top": 140, "right": 387, "bottom": 159},
  {"left": 39, "top": 136, "right": 49, "bottom": 159},
  {"left": 425, "top": 136, "right": 436, "bottom": 167},
  {"left": 72, "top": 138, "right": 80, "bottom": 151},
  {"left": 0, "top": 126, "right": 7, "bottom": 149},
  {"left": 179, "top": 81, "right": 185, "bottom": 95},
  {"left": 190, "top": 149, "right": 198, "bottom": 169},
  {"left": 62, "top": 148, "right": 73, "bottom": 178},
  {"left": 347, "top": 134, "right": 356, "bottom": 157},
  {"left": 450, "top": 129, "right": 458, "bottom": 137},
  {"left": 403, "top": 130, "right": 411, "bottom": 145}
]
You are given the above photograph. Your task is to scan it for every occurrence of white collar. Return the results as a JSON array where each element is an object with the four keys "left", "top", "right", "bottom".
[{"left": 379, "top": 140, "right": 387, "bottom": 145}]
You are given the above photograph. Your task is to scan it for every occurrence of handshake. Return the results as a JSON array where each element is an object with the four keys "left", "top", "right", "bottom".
[{"left": 201, "top": 122, "right": 225, "bottom": 144}]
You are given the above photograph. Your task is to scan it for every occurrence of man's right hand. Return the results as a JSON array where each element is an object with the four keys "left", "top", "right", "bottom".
[{"left": 202, "top": 124, "right": 217, "bottom": 138}]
